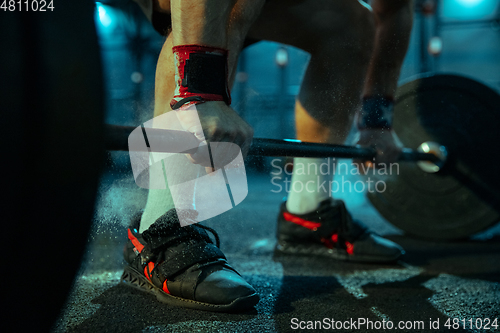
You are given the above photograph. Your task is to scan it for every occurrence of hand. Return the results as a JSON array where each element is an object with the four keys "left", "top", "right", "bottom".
[
  {"left": 352, "top": 128, "right": 403, "bottom": 172},
  {"left": 176, "top": 101, "right": 254, "bottom": 173}
]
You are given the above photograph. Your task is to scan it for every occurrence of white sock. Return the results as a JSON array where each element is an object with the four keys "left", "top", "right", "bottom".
[
  {"left": 139, "top": 153, "right": 200, "bottom": 232},
  {"left": 286, "top": 157, "right": 332, "bottom": 215},
  {"left": 139, "top": 153, "right": 176, "bottom": 233},
  {"left": 140, "top": 188, "right": 175, "bottom": 233}
]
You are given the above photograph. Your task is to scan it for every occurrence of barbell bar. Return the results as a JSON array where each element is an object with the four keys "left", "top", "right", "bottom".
[{"left": 104, "top": 124, "right": 445, "bottom": 170}]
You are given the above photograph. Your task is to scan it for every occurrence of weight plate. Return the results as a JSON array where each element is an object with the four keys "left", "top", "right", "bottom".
[
  {"left": 1, "top": 4, "right": 105, "bottom": 330},
  {"left": 368, "top": 74, "right": 500, "bottom": 240}
]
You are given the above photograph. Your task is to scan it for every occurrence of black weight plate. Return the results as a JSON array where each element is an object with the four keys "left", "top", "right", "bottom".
[
  {"left": 1, "top": 4, "right": 104, "bottom": 330},
  {"left": 368, "top": 74, "right": 500, "bottom": 240}
]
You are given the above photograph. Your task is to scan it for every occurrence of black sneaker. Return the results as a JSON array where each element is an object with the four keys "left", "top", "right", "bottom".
[
  {"left": 121, "top": 209, "right": 259, "bottom": 312},
  {"left": 276, "top": 199, "right": 404, "bottom": 263}
]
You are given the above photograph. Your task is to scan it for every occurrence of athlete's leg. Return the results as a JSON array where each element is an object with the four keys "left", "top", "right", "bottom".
[
  {"left": 247, "top": 0, "right": 375, "bottom": 213},
  {"left": 127, "top": 1, "right": 267, "bottom": 311},
  {"left": 140, "top": 0, "right": 266, "bottom": 232},
  {"left": 245, "top": 0, "right": 404, "bottom": 262}
]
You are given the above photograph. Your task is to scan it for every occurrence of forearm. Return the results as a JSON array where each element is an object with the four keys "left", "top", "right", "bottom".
[
  {"left": 170, "top": 0, "right": 235, "bottom": 47},
  {"left": 363, "top": 0, "right": 414, "bottom": 97}
]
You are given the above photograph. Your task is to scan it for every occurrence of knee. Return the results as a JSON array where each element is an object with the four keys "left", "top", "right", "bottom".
[
  {"left": 230, "top": 0, "right": 267, "bottom": 33},
  {"left": 349, "top": 2, "right": 376, "bottom": 48},
  {"left": 346, "top": 4, "right": 376, "bottom": 63},
  {"left": 306, "top": 2, "right": 375, "bottom": 62}
]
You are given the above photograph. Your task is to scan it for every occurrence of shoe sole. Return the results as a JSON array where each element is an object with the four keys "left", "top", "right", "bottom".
[
  {"left": 275, "top": 240, "right": 402, "bottom": 264},
  {"left": 121, "top": 266, "right": 260, "bottom": 312}
]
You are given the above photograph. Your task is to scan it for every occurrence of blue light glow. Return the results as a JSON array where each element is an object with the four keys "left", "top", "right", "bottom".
[
  {"left": 456, "top": 0, "right": 484, "bottom": 7},
  {"left": 441, "top": 0, "right": 498, "bottom": 20},
  {"left": 97, "top": 3, "right": 113, "bottom": 27}
]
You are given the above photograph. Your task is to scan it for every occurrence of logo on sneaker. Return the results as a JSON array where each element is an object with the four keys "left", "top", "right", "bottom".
[{"left": 128, "top": 105, "right": 248, "bottom": 227}]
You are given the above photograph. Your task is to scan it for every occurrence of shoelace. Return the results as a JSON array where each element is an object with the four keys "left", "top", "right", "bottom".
[
  {"left": 179, "top": 212, "right": 220, "bottom": 248},
  {"left": 316, "top": 201, "right": 365, "bottom": 250},
  {"left": 195, "top": 224, "right": 221, "bottom": 248},
  {"left": 145, "top": 224, "right": 221, "bottom": 280}
]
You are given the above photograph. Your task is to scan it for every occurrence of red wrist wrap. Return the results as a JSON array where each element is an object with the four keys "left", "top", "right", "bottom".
[{"left": 170, "top": 45, "right": 231, "bottom": 109}]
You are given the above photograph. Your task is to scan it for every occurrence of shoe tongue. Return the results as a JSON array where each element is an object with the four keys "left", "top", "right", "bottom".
[
  {"left": 317, "top": 199, "right": 366, "bottom": 241},
  {"left": 142, "top": 209, "right": 202, "bottom": 248},
  {"left": 315, "top": 198, "right": 342, "bottom": 218}
]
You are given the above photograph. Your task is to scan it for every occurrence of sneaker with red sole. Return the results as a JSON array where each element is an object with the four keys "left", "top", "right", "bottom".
[
  {"left": 122, "top": 209, "right": 259, "bottom": 312},
  {"left": 276, "top": 198, "right": 404, "bottom": 263}
]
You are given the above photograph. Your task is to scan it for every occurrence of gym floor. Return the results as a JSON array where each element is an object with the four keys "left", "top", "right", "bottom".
[{"left": 53, "top": 161, "right": 500, "bottom": 333}]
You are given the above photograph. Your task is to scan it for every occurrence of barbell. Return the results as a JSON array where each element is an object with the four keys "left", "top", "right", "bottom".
[
  {"left": 106, "top": 125, "right": 444, "bottom": 165},
  {"left": 105, "top": 74, "right": 500, "bottom": 240}
]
